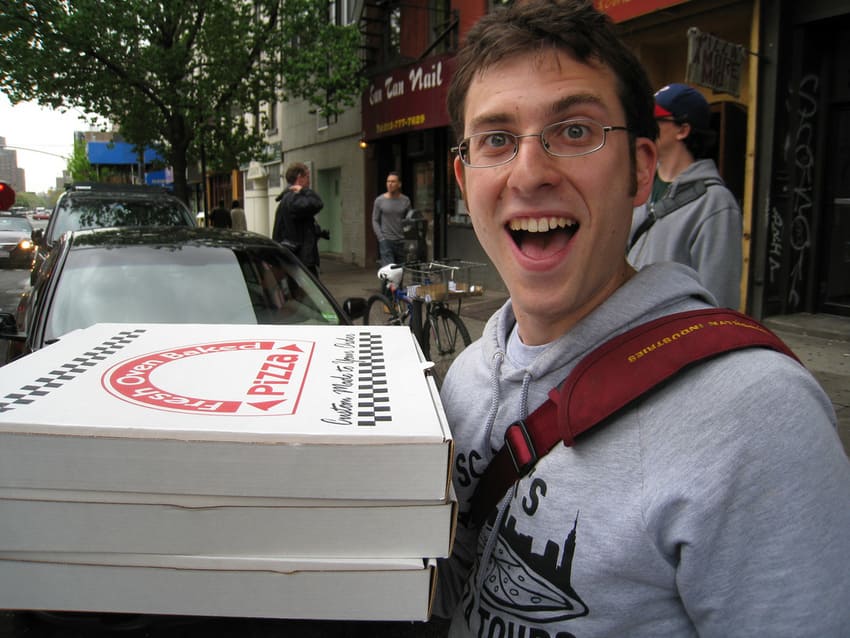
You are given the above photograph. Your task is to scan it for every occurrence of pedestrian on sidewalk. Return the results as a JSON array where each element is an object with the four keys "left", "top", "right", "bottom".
[
  {"left": 372, "top": 172, "right": 412, "bottom": 266},
  {"left": 230, "top": 199, "right": 247, "bottom": 231},
  {"left": 628, "top": 83, "right": 742, "bottom": 309},
  {"left": 209, "top": 200, "right": 231, "bottom": 229},
  {"left": 273, "top": 162, "right": 323, "bottom": 276}
]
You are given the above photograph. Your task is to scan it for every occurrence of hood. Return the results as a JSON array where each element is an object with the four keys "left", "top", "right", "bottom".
[
  {"left": 667, "top": 159, "right": 723, "bottom": 195},
  {"left": 477, "top": 262, "right": 716, "bottom": 391}
]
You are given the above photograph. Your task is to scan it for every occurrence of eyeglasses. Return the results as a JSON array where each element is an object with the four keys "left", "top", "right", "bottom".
[{"left": 452, "top": 118, "right": 630, "bottom": 168}]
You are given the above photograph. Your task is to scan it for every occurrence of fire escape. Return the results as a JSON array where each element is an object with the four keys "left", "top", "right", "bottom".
[{"left": 356, "top": 0, "right": 459, "bottom": 76}]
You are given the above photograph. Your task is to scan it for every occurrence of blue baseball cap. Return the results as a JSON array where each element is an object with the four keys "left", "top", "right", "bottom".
[{"left": 654, "top": 83, "right": 711, "bottom": 130}]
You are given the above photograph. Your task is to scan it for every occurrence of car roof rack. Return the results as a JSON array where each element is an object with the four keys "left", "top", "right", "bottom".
[{"left": 64, "top": 182, "right": 171, "bottom": 194}]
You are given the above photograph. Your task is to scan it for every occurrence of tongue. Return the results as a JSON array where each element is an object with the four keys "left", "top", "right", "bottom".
[{"left": 519, "top": 230, "right": 571, "bottom": 260}]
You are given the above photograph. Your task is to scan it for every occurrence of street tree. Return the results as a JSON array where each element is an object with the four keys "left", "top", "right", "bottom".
[
  {"left": 0, "top": 0, "right": 366, "bottom": 204},
  {"left": 66, "top": 137, "right": 98, "bottom": 183}
]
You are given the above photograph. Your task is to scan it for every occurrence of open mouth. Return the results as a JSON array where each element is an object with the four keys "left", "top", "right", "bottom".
[{"left": 507, "top": 217, "right": 578, "bottom": 259}]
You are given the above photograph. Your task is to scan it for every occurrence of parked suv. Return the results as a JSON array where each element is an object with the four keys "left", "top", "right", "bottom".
[{"left": 32, "top": 182, "right": 195, "bottom": 281}]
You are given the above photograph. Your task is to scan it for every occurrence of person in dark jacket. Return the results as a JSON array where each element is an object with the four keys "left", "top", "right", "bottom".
[
  {"left": 209, "top": 200, "right": 232, "bottom": 228},
  {"left": 272, "top": 162, "right": 324, "bottom": 275}
]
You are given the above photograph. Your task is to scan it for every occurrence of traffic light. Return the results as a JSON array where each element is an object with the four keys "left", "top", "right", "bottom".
[{"left": 0, "top": 182, "right": 15, "bottom": 211}]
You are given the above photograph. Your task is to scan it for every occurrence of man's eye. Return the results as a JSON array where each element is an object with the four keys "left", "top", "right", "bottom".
[
  {"left": 481, "top": 132, "right": 513, "bottom": 150},
  {"left": 563, "top": 123, "right": 590, "bottom": 140}
]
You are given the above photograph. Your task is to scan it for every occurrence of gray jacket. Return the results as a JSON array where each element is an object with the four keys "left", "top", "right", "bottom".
[
  {"left": 436, "top": 262, "right": 850, "bottom": 637},
  {"left": 628, "top": 160, "right": 742, "bottom": 309}
]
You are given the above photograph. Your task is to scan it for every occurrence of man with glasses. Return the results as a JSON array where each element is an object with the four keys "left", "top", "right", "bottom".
[
  {"left": 628, "top": 83, "right": 742, "bottom": 309},
  {"left": 434, "top": 1, "right": 850, "bottom": 636}
]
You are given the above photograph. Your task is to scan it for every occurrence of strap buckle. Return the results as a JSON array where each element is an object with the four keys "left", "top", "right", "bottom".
[{"left": 504, "top": 420, "right": 538, "bottom": 477}]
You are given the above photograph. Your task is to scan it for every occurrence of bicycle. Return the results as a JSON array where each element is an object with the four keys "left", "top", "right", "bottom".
[{"left": 364, "top": 260, "right": 484, "bottom": 383}]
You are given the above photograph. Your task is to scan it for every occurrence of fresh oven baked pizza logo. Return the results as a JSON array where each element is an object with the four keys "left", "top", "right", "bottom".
[{"left": 102, "top": 339, "right": 314, "bottom": 415}]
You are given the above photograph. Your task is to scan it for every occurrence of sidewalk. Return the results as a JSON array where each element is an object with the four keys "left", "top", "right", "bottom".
[
  {"left": 320, "top": 256, "right": 850, "bottom": 455},
  {"left": 319, "top": 256, "right": 507, "bottom": 343}
]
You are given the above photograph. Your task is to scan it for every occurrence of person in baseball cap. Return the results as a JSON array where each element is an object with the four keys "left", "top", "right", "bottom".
[
  {"left": 628, "top": 82, "right": 743, "bottom": 309},
  {"left": 654, "top": 82, "right": 711, "bottom": 130}
]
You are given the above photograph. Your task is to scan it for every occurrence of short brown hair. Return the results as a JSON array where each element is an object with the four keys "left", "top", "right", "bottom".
[
  {"left": 446, "top": 0, "right": 658, "bottom": 144},
  {"left": 285, "top": 162, "right": 309, "bottom": 185}
]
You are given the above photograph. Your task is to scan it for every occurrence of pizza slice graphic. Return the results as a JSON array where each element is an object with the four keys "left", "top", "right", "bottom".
[{"left": 479, "top": 513, "right": 588, "bottom": 623}]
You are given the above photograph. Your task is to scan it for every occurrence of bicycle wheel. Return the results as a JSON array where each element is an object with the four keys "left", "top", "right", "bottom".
[
  {"left": 365, "top": 294, "right": 401, "bottom": 326},
  {"left": 424, "top": 305, "right": 472, "bottom": 383}
]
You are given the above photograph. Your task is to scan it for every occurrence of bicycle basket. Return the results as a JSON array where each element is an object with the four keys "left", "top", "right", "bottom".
[{"left": 403, "top": 260, "right": 486, "bottom": 301}]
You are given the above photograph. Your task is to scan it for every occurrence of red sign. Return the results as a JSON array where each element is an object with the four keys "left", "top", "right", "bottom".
[
  {"left": 0, "top": 182, "right": 14, "bottom": 211},
  {"left": 362, "top": 53, "right": 456, "bottom": 141},
  {"left": 594, "top": 0, "right": 690, "bottom": 23}
]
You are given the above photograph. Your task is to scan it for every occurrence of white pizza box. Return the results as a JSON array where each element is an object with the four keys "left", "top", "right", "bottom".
[
  {"left": 0, "top": 553, "right": 437, "bottom": 621},
  {"left": 0, "top": 486, "right": 458, "bottom": 558},
  {"left": 0, "top": 323, "right": 452, "bottom": 501}
]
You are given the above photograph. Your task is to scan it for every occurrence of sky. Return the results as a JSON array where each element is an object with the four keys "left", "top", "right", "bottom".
[{"left": 0, "top": 92, "right": 92, "bottom": 193}]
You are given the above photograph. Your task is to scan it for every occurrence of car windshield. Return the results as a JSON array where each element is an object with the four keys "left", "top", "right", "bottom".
[
  {"left": 50, "top": 195, "right": 192, "bottom": 242},
  {"left": 44, "top": 242, "right": 342, "bottom": 342},
  {"left": 0, "top": 217, "right": 33, "bottom": 233}
]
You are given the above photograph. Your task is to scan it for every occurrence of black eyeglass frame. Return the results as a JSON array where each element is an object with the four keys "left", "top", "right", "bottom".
[{"left": 451, "top": 118, "right": 631, "bottom": 168}]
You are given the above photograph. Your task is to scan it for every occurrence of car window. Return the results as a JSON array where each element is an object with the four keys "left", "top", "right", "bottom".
[
  {"left": 43, "top": 242, "right": 341, "bottom": 343},
  {"left": 50, "top": 196, "right": 192, "bottom": 243},
  {"left": 0, "top": 217, "right": 33, "bottom": 233}
]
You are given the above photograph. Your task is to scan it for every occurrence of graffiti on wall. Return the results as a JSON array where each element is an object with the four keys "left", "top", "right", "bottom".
[
  {"left": 768, "top": 205, "right": 783, "bottom": 284},
  {"left": 785, "top": 73, "right": 819, "bottom": 309}
]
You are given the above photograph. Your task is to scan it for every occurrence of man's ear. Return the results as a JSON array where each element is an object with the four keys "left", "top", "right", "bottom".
[
  {"left": 675, "top": 122, "right": 692, "bottom": 141},
  {"left": 632, "top": 136, "right": 657, "bottom": 208},
  {"left": 454, "top": 156, "right": 466, "bottom": 194},
  {"left": 453, "top": 156, "right": 467, "bottom": 203}
]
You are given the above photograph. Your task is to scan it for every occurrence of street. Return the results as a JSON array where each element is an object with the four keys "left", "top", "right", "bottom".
[{"left": 0, "top": 214, "right": 44, "bottom": 316}]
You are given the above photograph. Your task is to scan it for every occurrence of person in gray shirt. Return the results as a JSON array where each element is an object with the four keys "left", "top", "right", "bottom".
[
  {"left": 628, "top": 83, "right": 742, "bottom": 309},
  {"left": 371, "top": 171, "right": 411, "bottom": 266},
  {"left": 434, "top": 2, "right": 850, "bottom": 636}
]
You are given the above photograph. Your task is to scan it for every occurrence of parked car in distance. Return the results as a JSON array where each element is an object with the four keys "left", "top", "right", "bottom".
[
  {"left": 0, "top": 215, "right": 35, "bottom": 269},
  {"left": 31, "top": 182, "right": 195, "bottom": 281},
  {"left": 0, "top": 226, "right": 358, "bottom": 364}
]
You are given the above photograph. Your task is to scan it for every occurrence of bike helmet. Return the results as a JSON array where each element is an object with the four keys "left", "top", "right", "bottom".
[{"left": 377, "top": 263, "right": 404, "bottom": 286}]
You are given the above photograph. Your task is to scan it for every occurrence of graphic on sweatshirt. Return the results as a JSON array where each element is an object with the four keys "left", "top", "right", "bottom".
[{"left": 479, "top": 505, "right": 588, "bottom": 623}]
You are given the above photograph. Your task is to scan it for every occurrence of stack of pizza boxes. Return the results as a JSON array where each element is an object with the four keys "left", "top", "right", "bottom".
[{"left": 0, "top": 323, "right": 455, "bottom": 620}]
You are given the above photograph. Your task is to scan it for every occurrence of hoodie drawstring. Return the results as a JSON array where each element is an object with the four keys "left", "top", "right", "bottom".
[
  {"left": 481, "top": 350, "right": 504, "bottom": 450},
  {"left": 477, "top": 368, "right": 534, "bottom": 590}
]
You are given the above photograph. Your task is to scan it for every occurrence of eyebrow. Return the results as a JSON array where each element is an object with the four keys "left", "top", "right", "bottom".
[{"left": 467, "top": 92, "right": 607, "bottom": 133}]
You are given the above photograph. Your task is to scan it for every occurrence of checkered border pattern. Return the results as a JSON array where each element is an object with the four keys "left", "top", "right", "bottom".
[
  {"left": 0, "top": 329, "right": 146, "bottom": 413},
  {"left": 356, "top": 331, "right": 390, "bottom": 427}
]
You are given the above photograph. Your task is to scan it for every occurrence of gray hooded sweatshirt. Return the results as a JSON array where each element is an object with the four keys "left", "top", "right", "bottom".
[
  {"left": 435, "top": 262, "right": 850, "bottom": 637},
  {"left": 628, "top": 159, "right": 742, "bottom": 309}
]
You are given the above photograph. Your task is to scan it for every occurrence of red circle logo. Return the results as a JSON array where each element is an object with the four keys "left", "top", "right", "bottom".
[{"left": 102, "top": 338, "right": 313, "bottom": 415}]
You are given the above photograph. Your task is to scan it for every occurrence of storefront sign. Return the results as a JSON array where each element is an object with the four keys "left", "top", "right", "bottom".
[
  {"left": 362, "top": 53, "right": 456, "bottom": 141},
  {"left": 686, "top": 27, "right": 746, "bottom": 97},
  {"left": 593, "top": 0, "right": 690, "bottom": 23}
]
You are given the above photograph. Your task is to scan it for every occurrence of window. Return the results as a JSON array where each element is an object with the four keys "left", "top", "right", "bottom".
[
  {"left": 330, "top": 0, "right": 356, "bottom": 26},
  {"left": 268, "top": 102, "right": 278, "bottom": 134}
]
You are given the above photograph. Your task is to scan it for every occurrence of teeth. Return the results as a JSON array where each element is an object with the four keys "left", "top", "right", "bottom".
[{"left": 508, "top": 217, "right": 576, "bottom": 232}]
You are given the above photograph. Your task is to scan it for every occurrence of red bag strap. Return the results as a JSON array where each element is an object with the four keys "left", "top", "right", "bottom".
[{"left": 468, "top": 309, "right": 799, "bottom": 526}]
